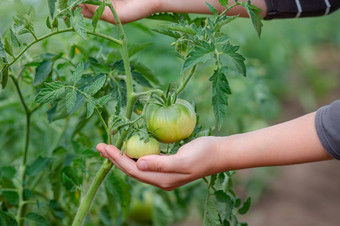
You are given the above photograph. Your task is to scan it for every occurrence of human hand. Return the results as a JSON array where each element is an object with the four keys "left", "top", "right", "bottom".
[
  {"left": 96, "top": 136, "right": 225, "bottom": 191},
  {"left": 81, "top": 0, "right": 161, "bottom": 24}
]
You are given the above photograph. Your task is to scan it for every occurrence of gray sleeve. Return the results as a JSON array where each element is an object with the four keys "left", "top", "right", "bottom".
[{"left": 315, "top": 100, "right": 340, "bottom": 160}]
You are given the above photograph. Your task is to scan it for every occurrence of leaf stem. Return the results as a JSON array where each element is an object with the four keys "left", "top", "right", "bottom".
[
  {"left": 7, "top": 28, "right": 121, "bottom": 68},
  {"left": 175, "top": 65, "right": 197, "bottom": 96}
]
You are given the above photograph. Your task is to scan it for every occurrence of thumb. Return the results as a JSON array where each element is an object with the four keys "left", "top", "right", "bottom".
[{"left": 136, "top": 155, "right": 187, "bottom": 173}]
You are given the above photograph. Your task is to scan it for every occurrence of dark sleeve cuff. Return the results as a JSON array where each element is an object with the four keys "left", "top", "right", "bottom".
[
  {"left": 315, "top": 100, "right": 340, "bottom": 160},
  {"left": 264, "top": 0, "right": 340, "bottom": 20}
]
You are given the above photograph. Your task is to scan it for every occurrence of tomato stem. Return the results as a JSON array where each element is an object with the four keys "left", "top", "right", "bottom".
[{"left": 71, "top": 1, "right": 136, "bottom": 225}]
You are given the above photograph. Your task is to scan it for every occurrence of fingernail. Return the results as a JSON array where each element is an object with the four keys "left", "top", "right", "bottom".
[{"left": 138, "top": 160, "right": 148, "bottom": 171}]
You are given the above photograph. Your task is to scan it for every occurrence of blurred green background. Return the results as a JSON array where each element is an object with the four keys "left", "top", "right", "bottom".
[{"left": 0, "top": 0, "right": 339, "bottom": 225}]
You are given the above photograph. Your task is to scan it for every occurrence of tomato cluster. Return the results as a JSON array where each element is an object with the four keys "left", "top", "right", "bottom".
[{"left": 125, "top": 99, "right": 196, "bottom": 159}]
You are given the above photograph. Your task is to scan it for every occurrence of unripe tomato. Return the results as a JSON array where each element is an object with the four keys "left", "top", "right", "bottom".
[
  {"left": 125, "top": 135, "right": 160, "bottom": 159},
  {"left": 146, "top": 99, "right": 196, "bottom": 143}
]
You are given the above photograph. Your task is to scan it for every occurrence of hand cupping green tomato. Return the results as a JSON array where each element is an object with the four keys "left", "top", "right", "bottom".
[{"left": 125, "top": 99, "right": 196, "bottom": 159}]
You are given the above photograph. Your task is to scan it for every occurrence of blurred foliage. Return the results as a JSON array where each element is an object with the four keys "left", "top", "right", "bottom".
[{"left": 0, "top": 0, "right": 339, "bottom": 225}]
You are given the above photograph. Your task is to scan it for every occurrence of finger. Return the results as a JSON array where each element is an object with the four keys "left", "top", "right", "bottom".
[
  {"left": 103, "top": 145, "right": 193, "bottom": 190},
  {"left": 136, "top": 154, "right": 191, "bottom": 174}
]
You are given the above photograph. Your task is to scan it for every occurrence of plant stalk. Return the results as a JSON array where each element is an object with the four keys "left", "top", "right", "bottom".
[{"left": 71, "top": 2, "right": 135, "bottom": 225}]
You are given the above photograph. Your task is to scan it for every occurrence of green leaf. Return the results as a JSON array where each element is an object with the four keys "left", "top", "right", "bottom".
[
  {"left": 86, "top": 97, "right": 96, "bottom": 118},
  {"left": 104, "top": 169, "right": 131, "bottom": 218},
  {"left": 61, "top": 166, "right": 82, "bottom": 191},
  {"left": 209, "top": 68, "right": 231, "bottom": 129},
  {"left": 162, "top": 24, "right": 196, "bottom": 35},
  {"left": 0, "top": 40, "right": 6, "bottom": 58},
  {"left": 58, "top": 0, "right": 68, "bottom": 10},
  {"left": 3, "top": 37, "right": 13, "bottom": 57},
  {"left": 222, "top": 43, "right": 246, "bottom": 76},
  {"left": 183, "top": 43, "right": 215, "bottom": 71},
  {"left": 25, "top": 156, "right": 50, "bottom": 177},
  {"left": 132, "top": 71, "right": 152, "bottom": 88},
  {"left": 218, "top": 0, "right": 229, "bottom": 7},
  {"left": 204, "top": 194, "right": 220, "bottom": 226},
  {"left": 205, "top": 2, "right": 218, "bottom": 15},
  {"left": 128, "top": 42, "right": 153, "bottom": 58},
  {"left": 71, "top": 7, "right": 87, "bottom": 40},
  {"left": 238, "top": 197, "right": 251, "bottom": 215},
  {"left": 132, "top": 61, "right": 159, "bottom": 84},
  {"left": 72, "top": 61, "right": 84, "bottom": 84},
  {"left": 68, "top": 0, "right": 82, "bottom": 7},
  {"left": 241, "top": 1, "right": 263, "bottom": 37},
  {"left": 46, "top": 16, "right": 52, "bottom": 29},
  {"left": 48, "top": 0, "right": 57, "bottom": 18},
  {"left": 3, "top": 191, "right": 19, "bottom": 205},
  {"left": 66, "top": 89, "right": 77, "bottom": 113},
  {"left": 0, "top": 166, "right": 16, "bottom": 179},
  {"left": 34, "top": 60, "right": 53, "bottom": 86},
  {"left": 87, "top": 74, "right": 106, "bottom": 95},
  {"left": 97, "top": 94, "right": 112, "bottom": 107},
  {"left": 215, "top": 190, "right": 232, "bottom": 203},
  {"left": 92, "top": 2, "right": 105, "bottom": 31},
  {"left": 1, "top": 65, "right": 9, "bottom": 89},
  {"left": 0, "top": 210, "right": 18, "bottom": 226},
  {"left": 25, "top": 212, "right": 49, "bottom": 226},
  {"left": 35, "top": 81, "right": 66, "bottom": 103}
]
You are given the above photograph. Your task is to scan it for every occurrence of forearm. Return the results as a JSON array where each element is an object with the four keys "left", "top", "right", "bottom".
[
  {"left": 215, "top": 112, "right": 332, "bottom": 172},
  {"left": 159, "top": 0, "right": 268, "bottom": 18}
]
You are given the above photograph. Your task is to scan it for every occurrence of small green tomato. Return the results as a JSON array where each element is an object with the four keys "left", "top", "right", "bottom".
[{"left": 125, "top": 135, "right": 160, "bottom": 159}]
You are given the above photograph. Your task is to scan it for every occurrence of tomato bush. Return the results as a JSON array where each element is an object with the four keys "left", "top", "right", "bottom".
[
  {"left": 146, "top": 99, "right": 196, "bottom": 143},
  {"left": 5, "top": 0, "right": 332, "bottom": 225}
]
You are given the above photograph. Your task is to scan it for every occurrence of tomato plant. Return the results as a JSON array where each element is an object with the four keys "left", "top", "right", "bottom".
[
  {"left": 146, "top": 98, "right": 196, "bottom": 143},
  {"left": 0, "top": 0, "right": 265, "bottom": 225},
  {"left": 125, "top": 135, "right": 160, "bottom": 159}
]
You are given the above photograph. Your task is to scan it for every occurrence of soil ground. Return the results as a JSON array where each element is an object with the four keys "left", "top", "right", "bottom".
[{"left": 241, "top": 160, "right": 340, "bottom": 226}]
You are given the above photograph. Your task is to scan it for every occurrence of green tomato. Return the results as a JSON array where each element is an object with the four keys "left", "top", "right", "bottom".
[
  {"left": 125, "top": 135, "right": 160, "bottom": 159},
  {"left": 146, "top": 99, "right": 196, "bottom": 143}
]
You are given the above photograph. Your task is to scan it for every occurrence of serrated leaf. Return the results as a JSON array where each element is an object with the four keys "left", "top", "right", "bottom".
[
  {"left": 4, "top": 191, "right": 19, "bottom": 205},
  {"left": 183, "top": 43, "right": 215, "bottom": 71},
  {"left": 0, "top": 40, "right": 6, "bottom": 58},
  {"left": 68, "top": 0, "right": 82, "bottom": 7},
  {"left": 61, "top": 166, "right": 82, "bottom": 190},
  {"left": 162, "top": 24, "right": 196, "bottom": 35},
  {"left": 1, "top": 65, "right": 9, "bottom": 89},
  {"left": 0, "top": 210, "right": 18, "bottom": 226},
  {"left": 128, "top": 42, "right": 153, "bottom": 58},
  {"left": 204, "top": 194, "right": 220, "bottom": 226},
  {"left": 58, "top": 0, "right": 68, "bottom": 10},
  {"left": 66, "top": 89, "right": 77, "bottom": 113},
  {"left": 72, "top": 61, "right": 84, "bottom": 84},
  {"left": 25, "top": 156, "right": 50, "bottom": 177},
  {"left": 87, "top": 74, "right": 106, "bottom": 95},
  {"left": 71, "top": 7, "right": 87, "bottom": 40},
  {"left": 3, "top": 37, "right": 13, "bottom": 57},
  {"left": 26, "top": 212, "right": 49, "bottom": 226},
  {"left": 238, "top": 197, "right": 251, "bottom": 215},
  {"left": 222, "top": 43, "right": 246, "bottom": 76},
  {"left": 205, "top": 2, "right": 218, "bottom": 15},
  {"left": 35, "top": 81, "right": 66, "bottom": 103},
  {"left": 209, "top": 68, "right": 231, "bottom": 129},
  {"left": 132, "top": 71, "right": 152, "bottom": 88},
  {"left": 86, "top": 97, "right": 96, "bottom": 118},
  {"left": 92, "top": 2, "right": 105, "bottom": 31},
  {"left": 48, "top": 0, "right": 57, "bottom": 18},
  {"left": 97, "top": 94, "right": 111, "bottom": 106},
  {"left": 242, "top": 2, "right": 263, "bottom": 37},
  {"left": 215, "top": 190, "right": 232, "bottom": 203},
  {"left": 34, "top": 60, "right": 53, "bottom": 86}
]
